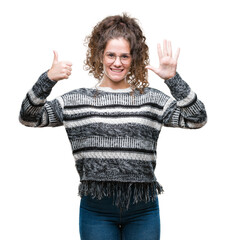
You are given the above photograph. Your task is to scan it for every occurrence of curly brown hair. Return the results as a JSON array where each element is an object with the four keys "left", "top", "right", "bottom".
[{"left": 84, "top": 13, "right": 150, "bottom": 96}]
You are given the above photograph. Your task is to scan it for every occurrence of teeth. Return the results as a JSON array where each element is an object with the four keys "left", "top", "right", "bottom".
[{"left": 111, "top": 69, "right": 123, "bottom": 72}]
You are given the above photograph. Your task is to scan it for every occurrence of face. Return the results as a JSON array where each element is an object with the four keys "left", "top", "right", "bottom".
[{"left": 101, "top": 38, "right": 132, "bottom": 87}]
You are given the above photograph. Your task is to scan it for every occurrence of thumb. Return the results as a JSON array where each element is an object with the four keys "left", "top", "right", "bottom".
[
  {"left": 145, "top": 65, "right": 158, "bottom": 74},
  {"left": 52, "top": 50, "right": 58, "bottom": 64}
]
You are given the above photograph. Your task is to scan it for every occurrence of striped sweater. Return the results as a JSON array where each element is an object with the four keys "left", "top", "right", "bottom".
[{"left": 19, "top": 71, "right": 207, "bottom": 210}]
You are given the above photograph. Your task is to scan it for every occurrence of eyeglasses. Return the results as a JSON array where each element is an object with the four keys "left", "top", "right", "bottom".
[{"left": 104, "top": 52, "right": 132, "bottom": 64}]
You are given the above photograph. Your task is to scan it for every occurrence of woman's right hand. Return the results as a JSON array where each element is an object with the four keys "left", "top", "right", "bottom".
[{"left": 47, "top": 50, "right": 72, "bottom": 81}]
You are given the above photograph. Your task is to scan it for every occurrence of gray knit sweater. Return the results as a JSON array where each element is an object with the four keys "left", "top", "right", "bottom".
[{"left": 19, "top": 71, "right": 207, "bottom": 210}]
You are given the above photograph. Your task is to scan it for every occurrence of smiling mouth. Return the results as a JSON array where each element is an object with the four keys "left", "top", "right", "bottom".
[{"left": 110, "top": 68, "right": 124, "bottom": 73}]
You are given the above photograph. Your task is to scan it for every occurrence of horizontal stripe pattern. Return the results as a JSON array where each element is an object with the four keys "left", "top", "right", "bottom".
[
  {"left": 19, "top": 70, "right": 207, "bottom": 193},
  {"left": 22, "top": 96, "right": 43, "bottom": 115},
  {"left": 177, "top": 90, "right": 196, "bottom": 107},
  {"left": 73, "top": 147, "right": 156, "bottom": 155},
  {"left": 70, "top": 136, "right": 157, "bottom": 152},
  {"left": 63, "top": 112, "right": 162, "bottom": 122},
  {"left": 61, "top": 89, "right": 168, "bottom": 164},
  {"left": 64, "top": 116, "right": 162, "bottom": 131},
  {"left": 63, "top": 90, "right": 168, "bottom": 109},
  {"left": 28, "top": 89, "right": 46, "bottom": 106},
  {"left": 72, "top": 150, "right": 156, "bottom": 161},
  {"left": 66, "top": 122, "right": 160, "bottom": 141},
  {"left": 64, "top": 104, "right": 163, "bottom": 116}
]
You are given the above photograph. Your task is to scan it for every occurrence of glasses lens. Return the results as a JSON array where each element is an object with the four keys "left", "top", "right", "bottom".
[
  {"left": 105, "top": 53, "right": 131, "bottom": 64},
  {"left": 106, "top": 53, "right": 115, "bottom": 62},
  {"left": 120, "top": 55, "right": 131, "bottom": 64}
]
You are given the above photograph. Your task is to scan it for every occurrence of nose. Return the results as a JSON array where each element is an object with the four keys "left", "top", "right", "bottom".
[{"left": 113, "top": 56, "right": 122, "bottom": 66}]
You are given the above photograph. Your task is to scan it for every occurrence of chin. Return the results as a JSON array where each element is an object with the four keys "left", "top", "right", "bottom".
[
  {"left": 110, "top": 76, "right": 126, "bottom": 82},
  {"left": 106, "top": 72, "right": 128, "bottom": 82}
]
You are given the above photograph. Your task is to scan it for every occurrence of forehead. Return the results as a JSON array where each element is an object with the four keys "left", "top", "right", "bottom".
[{"left": 104, "top": 38, "right": 130, "bottom": 53}]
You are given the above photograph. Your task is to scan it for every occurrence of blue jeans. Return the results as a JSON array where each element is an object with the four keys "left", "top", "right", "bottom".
[{"left": 79, "top": 187, "right": 160, "bottom": 240}]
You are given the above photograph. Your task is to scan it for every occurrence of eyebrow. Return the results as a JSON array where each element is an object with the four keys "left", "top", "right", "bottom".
[{"left": 105, "top": 51, "right": 131, "bottom": 55}]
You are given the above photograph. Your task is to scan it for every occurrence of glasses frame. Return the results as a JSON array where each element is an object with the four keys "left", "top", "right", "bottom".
[{"left": 104, "top": 52, "right": 132, "bottom": 64}]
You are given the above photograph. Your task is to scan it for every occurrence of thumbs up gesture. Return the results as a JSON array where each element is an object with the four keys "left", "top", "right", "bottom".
[{"left": 47, "top": 50, "right": 72, "bottom": 81}]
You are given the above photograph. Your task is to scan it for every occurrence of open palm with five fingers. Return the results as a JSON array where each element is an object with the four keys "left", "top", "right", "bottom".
[
  {"left": 47, "top": 50, "right": 72, "bottom": 82},
  {"left": 146, "top": 39, "right": 180, "bottom": 80}
]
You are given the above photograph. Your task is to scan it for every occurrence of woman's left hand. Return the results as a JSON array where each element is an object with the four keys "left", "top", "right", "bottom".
[{"left": 146, "top": 39, "right": 180, "bottom": 80}]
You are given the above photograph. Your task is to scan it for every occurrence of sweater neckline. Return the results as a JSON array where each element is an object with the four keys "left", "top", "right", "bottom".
[{"left": 92, "top": 84, "right": 132, "bottom": 93}]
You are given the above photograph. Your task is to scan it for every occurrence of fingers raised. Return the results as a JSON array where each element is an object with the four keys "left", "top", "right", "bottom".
[
  {"left": 158, "top": 40, "right": 179, "bottom": 60},
  {"left": 163, "top": 39, "right": 168, "bottom": 56},
  {"left": 157, "top": 43, "right": 163, "bottom": 61},
  {"left": 174, "top": 48, "right": 180, "bottom": 61},
  {"left": 168, "top": 41, "right": 172, "bottom": 57},
  {"left": 158, "top": 40, "right": 171, "bottom": 59}
]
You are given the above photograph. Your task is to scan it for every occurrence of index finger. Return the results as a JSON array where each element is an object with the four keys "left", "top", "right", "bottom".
[{"left": 157, "top": 43, "right": 163, "bottom": 61}]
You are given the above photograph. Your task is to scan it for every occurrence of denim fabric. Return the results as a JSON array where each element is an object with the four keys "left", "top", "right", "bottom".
[{"left": 79, "top": 186, "right": 160, "bottom": 240}]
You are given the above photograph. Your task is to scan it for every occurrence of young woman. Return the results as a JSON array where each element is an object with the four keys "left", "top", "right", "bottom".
[{"left": 19, "top": 14, "right": 207, "bottom": 240}]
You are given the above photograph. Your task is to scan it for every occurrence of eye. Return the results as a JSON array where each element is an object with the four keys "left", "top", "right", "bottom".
[
  {"left": 107, "top": 53, "right": 115, "bottom": 58},
  {"left": 121, "top": 55, "right": 130, "bottom": 59}
]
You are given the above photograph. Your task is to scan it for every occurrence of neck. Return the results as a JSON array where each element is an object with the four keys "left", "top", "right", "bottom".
[
  {"left": 98, "top": 84, "right": 131, "bottom": 89},
  {"left": 99, "top": 78, "right": 130, "bottom": 90}
]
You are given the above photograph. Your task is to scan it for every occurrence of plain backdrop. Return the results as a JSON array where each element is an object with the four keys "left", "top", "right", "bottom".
[{"left": 0, "top": 0, "right": 225, "bottom": 239}]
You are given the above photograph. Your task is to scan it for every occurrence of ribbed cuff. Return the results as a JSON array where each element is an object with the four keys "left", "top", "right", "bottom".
[
  {"left": 32, "top": 70, "right": 57, "bottom": 99},
  {"left": 164, "top": 72, "right": 191, "bottom": 101}
]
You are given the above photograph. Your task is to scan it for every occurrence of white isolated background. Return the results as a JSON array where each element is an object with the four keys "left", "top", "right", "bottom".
[{"left": 0, "top": 0, "right": 225, "bottom": 239}]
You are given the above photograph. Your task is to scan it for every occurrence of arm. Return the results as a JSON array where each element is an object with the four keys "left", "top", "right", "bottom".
[
  {"left": 162, "top": 72, "right": 207, "bottom": 128},
  {"left": 19, "top": 50, "right": 72, "bottom": 127},
  {"left": 146, "top": 40, "right": 207, "bottom": 129},
  {"left": 19, "top": 71, "right": 64, "bottom": 127}
]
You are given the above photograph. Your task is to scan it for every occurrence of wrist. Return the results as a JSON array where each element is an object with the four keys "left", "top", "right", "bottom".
[
  {"left": 164, "top": 72, "right": 191, "bottom": 101},
  {"left": 47, "top": 69, "right": 57, "bottom": 82},
  {"left": 164, "top": 72, "right": 177, "bottom": 81},
  {"left": 32, "top": 70, "right": 57, "bottom": 99}
]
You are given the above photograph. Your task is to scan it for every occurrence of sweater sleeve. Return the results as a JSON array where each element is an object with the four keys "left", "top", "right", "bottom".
[
  {"left": 162, "top": 72, "right": 207, "bottom": 129},
  {"left": 19, "top": 71, "right": 64, "bottom": 127}
]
